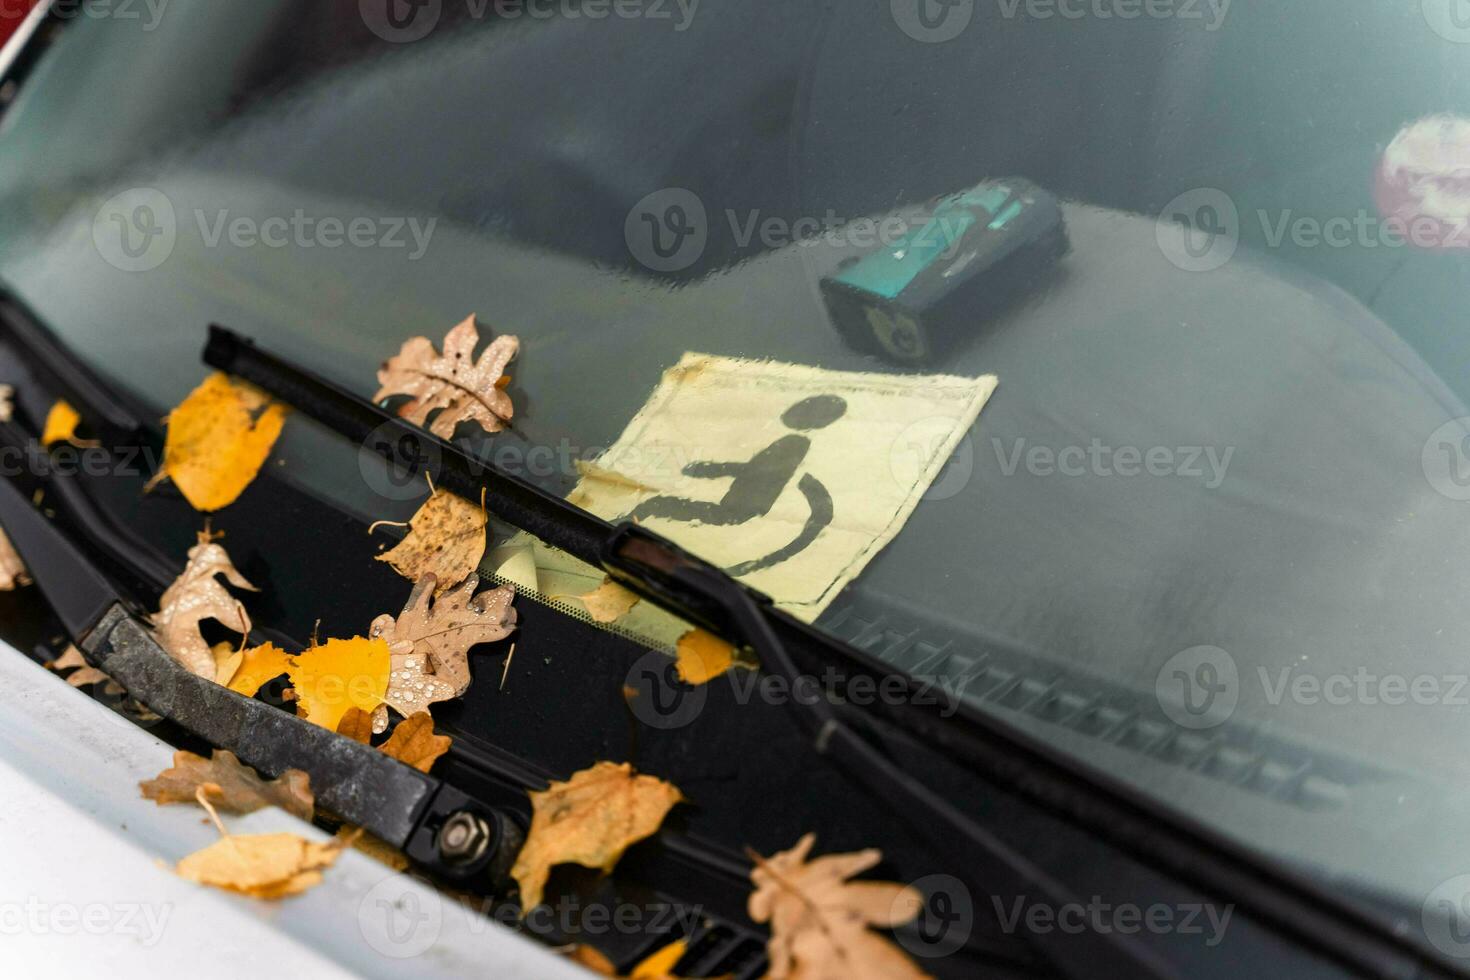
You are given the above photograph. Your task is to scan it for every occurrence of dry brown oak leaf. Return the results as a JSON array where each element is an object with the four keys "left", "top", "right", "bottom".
[
  {"left": 151, "top": 532, "right": 256, "bottom": 679},
  {"left": 748, "top": 833, "right": 929, "bottom": 980},
  {"left": 368, "top": 573, "right": 517, "bottom": 732},
  {"left": 140, "top": 749, "right": 313, "bottom": 822},
  {"left": 374, "top": 315, "right": 518, "bottom": 438}
]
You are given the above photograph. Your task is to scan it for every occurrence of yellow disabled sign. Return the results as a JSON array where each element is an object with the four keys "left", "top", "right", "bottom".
[{"left": 564, "top": 353, "right": 997, "bottom": 622}]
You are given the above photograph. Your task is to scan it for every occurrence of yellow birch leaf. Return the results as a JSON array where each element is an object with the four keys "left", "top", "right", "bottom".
[
  {"left": 555, "top": 578, "right": 640, "bottom": 625},
  {"left": 177, "top": 833, "right": 342, "bottom": 900},
  {"left": 379, "top": 712, "right": 452, "bottom": 773},
  {"left": 632, "top": 939, "right": 689, "bottom": 978},
  {"left": 212, "top": 641, "right": 243, "bottom": 687},
  {"left": 152, "top": 372, "right": 288, "bottom": 512},
  {"left": 228, "top": 642, "right": 292, "bottom": 697},
  {"left": 674, "top": 629, "right": 735, "bottom": 686},
  {"left": 41, "top": 400, "right": 96, "bottom": 448},
  {"left": 512, "top": 761, "right": 682, "bottom": 912},
  {"left": 376, "top": 488, "right": 487, "bottom": 595},
  {"left": 566, "top": 945, "right": 617, "bottom": 975},
  {"left": 287, "top": 636, "right": 390, "bottom": 732}
]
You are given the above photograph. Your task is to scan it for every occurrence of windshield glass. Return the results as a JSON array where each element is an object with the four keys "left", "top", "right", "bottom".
[{"left": 5, "top": 0, "right": 1470, "bottom": 921}]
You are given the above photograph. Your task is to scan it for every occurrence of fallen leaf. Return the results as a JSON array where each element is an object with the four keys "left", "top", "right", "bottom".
[
  {"left": 555, "top": 578, "right": 639, "bottom": 625},
  {"left": 228, "top": 642, "right": 292, "bottom": 698},
  {"left": 0, "top": 527, "right": 31, "bottom": 590},
  {"left": 487, "top": 539, "right": 539, "bottom": 594},
  {"left": 150, "top": 532, "right": 257, "bottom": 679},
  {"left": 565, "top": 939, "right": 698, "bottom": 979},
  {"left": 512, "top": 761, "right": 683, "bottom": 912},
  {"left": 369, "top": 574, "right": 516, "bottom": 731},
  {"left": 288, "top": 636, "right": 391, "bottom": 732},
  {"left": 213, "top": 641, "right": 243, "bottom": 687},
  {"left": 336, "top": 707, "right": 374, "bottom": 744},
  {"left": 674, "top": 629, "right": 735, "bottom": 686},
  {"left": 149, "top": 372, "right": 288, "bottom": 512},
  {"left": 377, "top": 488, "right": 488, "bottom": 596},
  {"left": 748, "top": 834, "right": 928, "bottom": 980},
  {"left": 0, "top": 384, "right": 12, "bottom": 422},
  {"left": 67, "top": 667, "right": 116, "bottom": 688},
  {"left": 176, "top": 795, "right": 344, "bottom": 902},
  {"left": 379, "top": 712, "right": 452, "bottom": 773},
  {"left": 52, "top": 646, "right": 87, "bottom": 671},
  {"left": 41, "top": 399, "right": 97, "bottom": 448},
  {"left": 374, "top": 315, "right": 518, "bottom": 438},
  {"left": 567, "top": 945, "right": 618, "bottom": 975},
  {"left": 631, "top": 940, "right": 689, "bottom": 979},
  {"left": 335, "top": 825, "right": 409, "bottom": 871},
  {"left": 140, "top": 749, "right": 313, "bottom": 822},
  {"left": 51, "top": 644, "right": 115, "bottom": 688}
]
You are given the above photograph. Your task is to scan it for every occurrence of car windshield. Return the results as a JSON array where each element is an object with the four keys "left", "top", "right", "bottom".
[{"left": 5, "top": 0, "right": 1470, "bottom": 921}]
